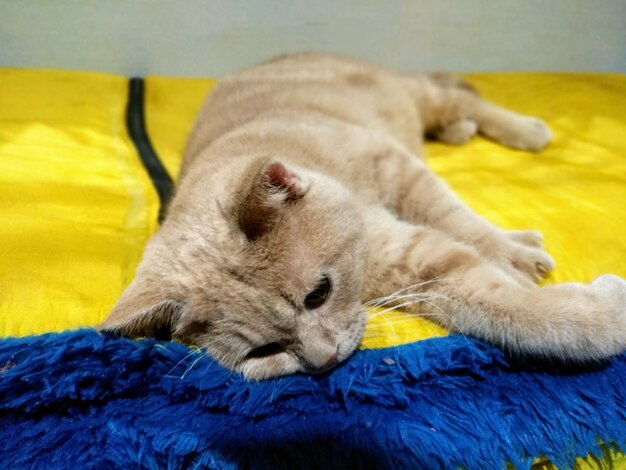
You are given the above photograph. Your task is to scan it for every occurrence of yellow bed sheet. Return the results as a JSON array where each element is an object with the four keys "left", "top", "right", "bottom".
[
  {"left": 0, "top": 69, "right": 625, "bottom": 350},
  {"left": 0, "top": 69, "right": 159, "bottom": 335}
]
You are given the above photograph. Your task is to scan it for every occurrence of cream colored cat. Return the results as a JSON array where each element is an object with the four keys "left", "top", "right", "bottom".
[{"left": 101, "top": 53, "right": 626, "bottom": 380}]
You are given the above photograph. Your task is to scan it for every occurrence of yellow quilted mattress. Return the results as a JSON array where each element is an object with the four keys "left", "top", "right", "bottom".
[{"left": 1, "top": 68, "right": 625, "bottom": 469}]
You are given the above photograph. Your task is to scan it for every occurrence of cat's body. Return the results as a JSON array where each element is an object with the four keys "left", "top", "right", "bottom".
[{"left": 102, "top": 53, "right": 626, "bottom": 379}]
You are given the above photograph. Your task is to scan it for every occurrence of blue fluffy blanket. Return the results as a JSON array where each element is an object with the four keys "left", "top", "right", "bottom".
[{"left": 1, "top": 329, "right": 624, "bottom": 469}]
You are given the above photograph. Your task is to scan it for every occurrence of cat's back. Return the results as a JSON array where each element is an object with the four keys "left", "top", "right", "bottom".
[{"left": 183, "top": 53, "right": 420, "bottom": 169}]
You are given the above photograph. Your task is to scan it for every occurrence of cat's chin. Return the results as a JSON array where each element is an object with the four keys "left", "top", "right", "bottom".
[
  {"left": 337, "top": 342, "right": 360, "bottom": 365},
  {"left": 336, "top": 312, "right": 368, "bottom": 364}
]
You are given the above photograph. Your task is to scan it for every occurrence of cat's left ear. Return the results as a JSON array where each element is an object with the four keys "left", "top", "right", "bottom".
[
  {"left": 98, "top": 277, "right": 184, "bottom": 341},
  {"left": 239, "top": 160, "right": 310, "bottom": 240}
]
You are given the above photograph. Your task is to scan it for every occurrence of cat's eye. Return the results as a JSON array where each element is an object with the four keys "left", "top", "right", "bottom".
[
  {"left": 304, "top": 274, "right": 332, "bottom": 310},
  {"left": 246, "top": 342, "right": 284, "bottom": 359}
]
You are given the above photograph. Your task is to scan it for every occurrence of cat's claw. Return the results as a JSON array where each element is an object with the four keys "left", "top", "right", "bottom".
[
  {"left": 512, "top": 245, "right": 555, "bottom": 282},
  {"left": 497, "top": 242, "right": 555, "bottom": 284},
  {"left": 494, "top": 230, "right": 553, "bottom": 283}
]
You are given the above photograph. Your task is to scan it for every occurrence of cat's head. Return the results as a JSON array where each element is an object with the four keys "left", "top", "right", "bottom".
[{"left": 100, "top": 157, "right": 367, "bottom": 379}]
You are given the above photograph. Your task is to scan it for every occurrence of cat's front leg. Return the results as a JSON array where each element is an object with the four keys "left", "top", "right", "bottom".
[
  {"left": 375, "top": 154, "right": 554, "bottom": 284},
  {"left": 362, "top": 208, "right": 626, "bottom": 362}
]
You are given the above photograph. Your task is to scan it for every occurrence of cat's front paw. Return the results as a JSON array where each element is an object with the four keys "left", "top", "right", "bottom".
[
  {"left": 496, "top": 241, "right": 555, "bottom": 284},
  {"left": 591, "top": 274, "right": 626, "bottom": 306},
  {"left": 493, "top": 229, "right": 553, "bottom": 282},
  {"left": 511, "top": 246, "right": 555, "bottom": 281},
  {"left": 590, "top": 275, "right": 626, "bottom": 349}
]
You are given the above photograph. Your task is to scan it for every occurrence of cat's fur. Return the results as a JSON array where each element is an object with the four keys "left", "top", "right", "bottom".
[{"left": 101, "top": 53, "right": 626, "bottom": 380}]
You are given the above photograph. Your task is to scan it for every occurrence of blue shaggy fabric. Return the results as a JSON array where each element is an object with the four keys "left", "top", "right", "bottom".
[{"left": 1, "top": 329, "right": 625, "bottom": 469}]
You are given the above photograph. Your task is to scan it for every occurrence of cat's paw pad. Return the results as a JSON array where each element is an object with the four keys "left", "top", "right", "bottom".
[
  {"left": 507, "top": 117, "right": 552, "bottom": 152},
  {"left": 508, "top": 245, "right": 555, "bottom": 282},
  {"left": 506, "top": 229, "right": 544, "bottom": 248},
  {"left": 436, "top": 119, "right": 478, "bottom": 145}
]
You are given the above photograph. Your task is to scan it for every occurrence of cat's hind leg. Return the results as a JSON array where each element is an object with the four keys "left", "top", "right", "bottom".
[
  {"left": 468, "top": 99, "right": 552, "bottom": 152},
  {"left": 403, "top": 74, "right": 552, "bottom": 151}
]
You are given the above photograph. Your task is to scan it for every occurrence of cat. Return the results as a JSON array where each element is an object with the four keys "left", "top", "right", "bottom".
[{"left": 100, "top": 53, "right": 626, "bottom": 380}]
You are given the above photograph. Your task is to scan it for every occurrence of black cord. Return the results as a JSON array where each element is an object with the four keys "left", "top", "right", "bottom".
[{"left": 126, "top": 78, "right": 173, "bottom": 224}]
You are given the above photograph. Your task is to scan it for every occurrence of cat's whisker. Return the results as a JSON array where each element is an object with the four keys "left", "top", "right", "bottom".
[
  {"left": 365, "top": 320, "right": 416, "bottom": 331},
  {"left": 364, "top": 300, "right": 473, "bottom": 351},
  {"left": 180, "top": 352, "right": 205, "bottom": 380},
  {"left": 370, "top": 312, "right": 400, "bottom": 337},
  {"left": 199, "top": 361, "right": 212, "bottom": 385},
  {"left": 365, "top": 294, "right": 436, "bottom": 310},
  {"left": 163, "top": 350, "right": 196, "bottom": 379},
  {"left": 363, "top": 278, "right": 444, "bottom": 307},
  {"left": 360, "top": 334, "right": 392, "bottom": 340},
  {"left": 371, "top": 300, "right": 423, "bottom": 316},
  {"left": 368, "top": 313, "right": 445, "bottom": 327},
  {"left": 361, "top": 330, "right": 387, "bottom": 337},
  {"left": 365, "top": 288, "right": 448, "bottom": 307},
  {"left": 383, "top": 278, "right": 443, "bottom": 297},
  {"left": 364, "top": 299, "right": 445, "bottom": 336},
  {"left": 365, "top": 294, "right": 434, "bottom": 311},
  {"left": 364, "top": 294, "right": 459, "bottom": 331},
  {"left": 365, "top": 293, "right": 424, "bottom": 308},
  {"left": 366, "top": 316, "right": 448, "bottom": 335},
  {"left": 366, "top": 293, "right": 449, "bottom": 315},
  {"left": 362, "top": 312, "right": 449, "bottom": 340},
  {"left": 418, "top": 299, "right": 472, "bottom": 348}
]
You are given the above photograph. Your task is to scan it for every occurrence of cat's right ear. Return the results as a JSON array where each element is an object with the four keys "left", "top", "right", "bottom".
[
  {"left": 98, "top": 278, "right": 184, "bottom": 341},
  {"left": 238, "top": 159, "right": 310, "bottom": 240}
]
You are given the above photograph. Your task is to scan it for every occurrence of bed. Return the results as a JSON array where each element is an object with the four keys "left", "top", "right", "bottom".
[{"left": 1, "top": 68, "right": 625, "bottom": 469}]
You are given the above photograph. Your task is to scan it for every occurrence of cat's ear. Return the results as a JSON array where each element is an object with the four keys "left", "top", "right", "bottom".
[
  {"left": 239, "top": 159, "right": 310, "bottom": 240},
  {"left": 98, "top": 279, "right": 183, "bottom": 341}
]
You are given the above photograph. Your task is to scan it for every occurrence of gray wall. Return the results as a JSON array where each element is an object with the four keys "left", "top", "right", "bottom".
[{"left": 2, "top": 0, "right": 625, "bottom": 77}]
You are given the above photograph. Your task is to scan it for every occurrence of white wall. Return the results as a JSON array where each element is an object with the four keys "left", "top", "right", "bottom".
[{"left": 2, "top": 0, "right": 625, "bottom": 77}]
